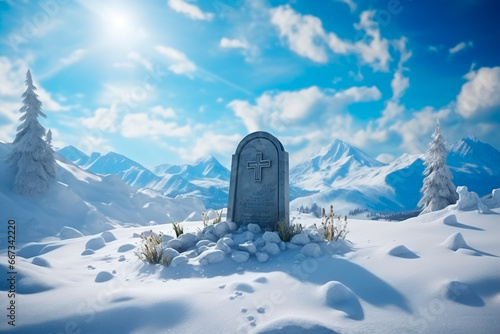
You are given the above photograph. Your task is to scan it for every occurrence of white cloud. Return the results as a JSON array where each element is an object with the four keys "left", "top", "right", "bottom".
[
  {"left": 391, "top": 71, "right": 410, "bottom": 101},
  {"left": 228, "top": 85, "right": 381, "bottom": 133},
  {"left": 220, "top": 37, "right": 249, "bottom": 49},
  {"left": 127, "top": 52, "right": 152, "bottom": 71},
  {"left": 151, "top": 105, "right": 176, "bottom": 119},
  {"left": 155, "top": 45, "right": 196, "bottom": 77},
  {"left": 0, "top": 56, "right": 69, "bottom": 112},
  {"left": 60, "top": 49, "right": 87, "bottom": 66},
  {"left": 335, "top": 0, "right": 357, "bottom": 12},
  {"left": 121, "top": 113, "right": 191, "bottom": 139},
  {"left": 353, "top": 10, "right": 391, "bottom": 71},
  {"left": 219, "top": 37, "right": 259, "bottom": 62},
  {"left": 179, "top": 131, "right": 241, "bottom": 161},
  {"left": 81, "top": 107, "right": 118, "bottom": 132},
  {"left": 376, "top": 153, "right": 395, "bottom": 164},
  {"left": 352, "top": 122, "right": 388, "bottom": 148},
  {"left": 270, "top": 6, "right": 392, "bottom": 71},
  {"left": 167, "top": 0, "right": 214, "bottom": 21},
  {"left": 270, "top": 5, "right": 329, "bottom": 63},
  {"left": 456, "top": 66, "right": 500, "bottom": 119},
  {"left": 390, "top": 107, "right": 451, "bottom": 153},
  {"left": 449, "top": 41, "right": 473, "bottom": 55}
]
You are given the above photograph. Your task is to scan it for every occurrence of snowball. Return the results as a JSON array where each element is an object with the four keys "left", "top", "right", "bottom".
[
  {"left": 85, "top": 237, "right": 106, "bottom": 251},
  {"left": 198, "top": 245, "right": 209, "bottom": 254},
  {"left": 198, "top": 249, "right": 225, "bottom": 264},
  {"left": 32, "top": 257, "right": 50, "bottom": 268},
  {"left": 214, "top": 222, "right": 231, "bottom": 238},
  {"left": 238, "top": 241, "right": 257, "bottom": 254},
  {"left": 183, "top": 250, "right": 198, "bottom": 258},
  {"left": 59, "top": 226, "right": 84, "bottom": 240},
  {"left": 196, "top": 240, "right": 211, "bottom": 248},
  {"left": 227, "top": 221, "right": 237, "bottom": 232},
  {"left": 263, "top": 242, "right": 281, "bottom": 255},
  {"left": 216, "top": 239, "right": 232, "bottom": 254},
  {"left": 95, "top": 271, "right": 114, "bottom": 283},
  {"left": 254, "top": 238, "right": 266, "bottom": 249},
  {"left": 262, "top": 231, "right": 281, "bottom": 243},
  {"left": 291, "top": 233, "right": 310, "bottom": 245},
  {"left": 170, "top": 255, "right": 189, "bottom": 268},
  {"left": 166, "top": 239, "right": 183, "bottom": 252},
  {"left": 247, "top": 223, "right": 262, "bottom": 234},
  {"left": 163, "top": 248, "right": 180, "bottom": 260},
  {"left": 245, "top": 231, "right": 254, "bottom": 242},
  {"left": 308, "top": 230, "right": 324, "bottom": 243},
  {"left": 231, "top": 251, "right": 250, "bottom": 263},
  {"left": 256, "top": 252, "right": 269, "bottom": 263},
  {"left": 101, "top": 231, "right": 117, "bottom": 242},
  {"left": 442, "top": 232, "right": 468, "bottom": 251},
  {"left": 279, "top": 241, "right": 286, "bottom": 251},
  {"left": 301, "top": 243, "right": 322, "bottom": 257},
  {"left": 222, "top": 237, "right": 235, "bottom": 247},
  {"left": 203, "top": 231, "right": 218, "bottom": 242},
  {"left": 178, "top": 233, "right": 198, "bottom": 249}
]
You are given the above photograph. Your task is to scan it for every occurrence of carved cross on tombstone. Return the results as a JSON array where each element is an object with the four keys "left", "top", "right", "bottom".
[
  {"left": 227, "top": 131, "right": 289, "bottom": 230},
  {"left": 247, "top": 152, "right": 271, "bottom": 182}
]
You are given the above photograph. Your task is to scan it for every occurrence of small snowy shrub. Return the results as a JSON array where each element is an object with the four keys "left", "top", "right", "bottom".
[
  {"left": 275, "top": 221, "right": 303, "bottom": 242},
  {"left": 202, "top": 212, "right": 209, "bottom": 227},
  {"left": 135, "top": 231, "right": 170, "bottom": 265},
  {"left": 322, "top": 205, "right": 349, "bottom": 241},
  {"left": 172, "top": 222, "right": 184, "bottom": 237},
  {"left": 213, "top": 210, "right": 223, "bottom": 225}
]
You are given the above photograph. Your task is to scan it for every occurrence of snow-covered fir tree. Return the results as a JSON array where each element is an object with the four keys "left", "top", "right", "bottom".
[
  {"left": 46, "top": 129, "right": 53, "bottom": 149},
  {"left": 418, "top": 120, "right": 458, "bottom": 215},
  {"left": 8, "top": 69, "right": 56, "bottom": 196}
]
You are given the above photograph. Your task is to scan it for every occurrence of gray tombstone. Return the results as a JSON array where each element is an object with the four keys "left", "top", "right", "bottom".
[{"left": 227, "top": 131, "right": 289, "bottom": 230}]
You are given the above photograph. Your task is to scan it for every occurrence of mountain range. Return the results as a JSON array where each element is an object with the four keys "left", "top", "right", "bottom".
[{"left": 57, "top": 135, "right": 500, "bottom": 214}]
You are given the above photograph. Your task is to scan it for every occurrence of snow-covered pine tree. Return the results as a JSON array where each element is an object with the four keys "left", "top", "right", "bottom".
[
  {"left": 418, "top": 120, "right": 458, "bottom": 215},
  {"left": 8, "top": 69, "right": 56, "bottom": 196},
  {"left": 46, "top": 129, "right": 53, "bottom": 149}
]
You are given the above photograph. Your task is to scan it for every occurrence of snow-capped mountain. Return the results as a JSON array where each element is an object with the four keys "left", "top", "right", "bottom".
[
  {"left": 58, "top": 147, "right": 231, "bottom": 209},
  {"left": 290, "top": 137, "right": 500, "bottom": 214},
  {"left": 448, "top": 135, "right": 500, "bottom": 197},
  {"left": 0, "top": 142, "right": 205, "bottom": 244},
  {"left": 291, "top": 139, "right": 386, "bottom": 191}
]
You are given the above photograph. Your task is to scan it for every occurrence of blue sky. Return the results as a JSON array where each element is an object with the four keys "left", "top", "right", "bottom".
[{"left": 1, "top": 0, "right": 499, "bottom": 169}]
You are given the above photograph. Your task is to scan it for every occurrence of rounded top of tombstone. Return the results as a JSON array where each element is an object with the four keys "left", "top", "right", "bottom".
[{"left": 235, "top": 131, "right": 285, "bottom": 154}]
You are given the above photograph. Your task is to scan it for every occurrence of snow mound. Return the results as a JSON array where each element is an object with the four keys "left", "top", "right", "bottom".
[
  {"left": 101, "top": 231, "right": 117, "bottom": 242},
  {"left": 320, "top": 281, "right": 364, "bottom": 320},
  {"left": 31, "top": 257, "right": 51, "bottom": 268},
  {"left": 0, "top": 263, "right": 54, "bottom": 294},
  {"left": 95, "top": 271, "right": 114, "bottom": 283},
  {"left": 443, "top": 280, "right": 484, "bottom": 307},
  {"left": 456, "top": 186, "right": 494, "bottom": 213},
  {"left": 59, "top": 226, "right": 84, "bottom": 239},
  {"left": 85, "top": 237, "right": 106, "bottom": 251},
  {"left": 387, "top": 245, "right": 419, "bottom": 259},
  {"left": 442, "top": 232, "right": 468, "bottom": 251},
  {"left": 301, "top": 243, "right": 322, "bottom": 257},
  {"left": 118, "top": 244, "right": 135, "bottom": 252},
  {"left": 253, "top": 317, "right": 339, "bottom": 334}
]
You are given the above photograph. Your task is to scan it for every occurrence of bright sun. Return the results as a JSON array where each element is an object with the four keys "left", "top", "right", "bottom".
[{"left": 111, "top": 14, "right": 128, "bottom": 29}]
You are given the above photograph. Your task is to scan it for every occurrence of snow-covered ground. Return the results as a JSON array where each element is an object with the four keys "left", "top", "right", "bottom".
[{"left": 1, "top": 190, "right": 499, "bottom": 334}]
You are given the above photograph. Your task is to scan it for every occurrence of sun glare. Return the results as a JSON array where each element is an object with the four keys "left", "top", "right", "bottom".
[{"left": 111, "top": 14, "right": 128, "bottom": 29}]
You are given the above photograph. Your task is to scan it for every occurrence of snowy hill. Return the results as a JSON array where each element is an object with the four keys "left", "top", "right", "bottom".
[
  {"left": 290, "top": 137, "right": 500, "bottom": 214},
  {"left": 1, "top": 189, "right": 499, "bottom": 333},
  {"left": 448, "top": 135, "right": 500, "bottom": 197},
  {"left": 1, "top": 142, "right": 205, "bottom": 244}
]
